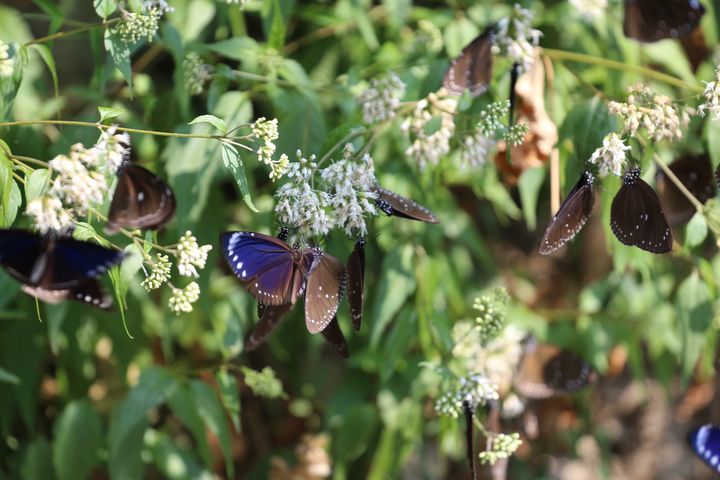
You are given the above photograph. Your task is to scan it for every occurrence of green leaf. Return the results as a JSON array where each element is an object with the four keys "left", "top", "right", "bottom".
[
  {"left": 24, "top": 168, "right": 50, "bottom": 204},
  {"left": 0, "top": 366, "right": 20, "bottom": 385},
  {"left": 267, "top": 0, "right": 287, "bottom": 50},
  {"left": 93, "top": 0, "right": 116, "bottom": 18},
  {"left": 677, "top": 271, "right": 713, "bottom": 384},
  {"left": 686, "top": 212, "right": 708, "bottom": 248},
  {"left": 97, "top": 106, "right": 125, "bottom": 123},
  {"left": 0, "top": 146, "right": 21, "bottom": 227},
  {"left": 21, "top": 438, "right": 56, "bottom": 480},
  {"left": 53, "top": 401, "right": 102, "bottom": 480},
  {"left": 269, "top": 87, "right": 327, "bottom": 155},
  {"left": 189, "top": 114, "right": 228, "bottom": 134},
  {"left": 332, "top": 405, "right": 379, "bottom": 462},
  {"left": 518, "top": 166, "right": 546, "bottom": 231},
  {"left": 0, "top": 43, "right": 28, "bottom": 121},
  {"left": 167, "top": 385, "right": 212, "bottom": 467},
  {"left": 104, "top": 29, "right": 133, "bottom": 90},
  {"left": 203, "top": 37, "right": 259, "bottom": 62},
  {"left": 216, "top": 369, "right": 241, "bottom": 432},
  {"left": 190, "top": 380, "right": 234, "bottom": 478},
  {"left": 221, "top": 142, "right": 259, "bottom": 212},
  {"left": 72, "top": 222, "right": 110, "bottom": 246},
  {"left": 29, "top": 44, "right": 59, "bottom": 106}
]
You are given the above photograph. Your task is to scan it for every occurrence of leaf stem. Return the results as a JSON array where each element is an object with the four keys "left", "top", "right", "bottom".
[
  {"left": 541, "top": 48, "right": 703, "bottom": 94},
  {"left": 0, "top": 120, "right": 225, "bottom": 140},
  {"left": 653, "top": 155, "right": 704, "bottom": 212},
  {"left": 24, "top": 18, "right": 121, "bottom": 46}
]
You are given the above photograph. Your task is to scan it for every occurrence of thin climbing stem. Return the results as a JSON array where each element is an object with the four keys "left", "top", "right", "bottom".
[
  {"left": 653, "top": 155, "right": 704, "bottom": 212},
  {"left": 24, "top": 18, "right": 121, "bottom": 46},
  {"left": 0, "top": 120, "right": 226, "bottom": 140}
]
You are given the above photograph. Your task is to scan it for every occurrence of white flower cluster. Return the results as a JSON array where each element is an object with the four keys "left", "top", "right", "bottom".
[
  {"left": 26, "top": 127, "right": 130, "bottom": 234},
  {"left": 569, "top": 0, "right": 607, "bottom": 21},
  {"left": 434, "top": 373, "right": 499, "bottom": 418},
  {"left": 0, "top": 41, "right": 14, "bottom": 78},
  {"left": 275, "top": 152, "right": 334, "bottom": 238},
  {"left": 176, "top": 231, "right": 212, "bottom": 277},
  {"left": 183, "top": 52, "right": 211, "bottom": 96},
  {"left": 401, "top": 90, "right": 457, "bottom": 169},
  {"left": 478, "top": 433, "right": 523, "bottom": 465},
  {"left": 143, "top": 0, "right": 173, "bottom": 13},
  {"left": 116, "top": 7, "right": 162, "bottom": 44},
  {"left": 493, "top": 4, "right": 543, "bottom": 72},
  {"left": 141, "top": 253, "right": 171, "bottom": 291},
  {"left": 608, "top": 84, "right": 690, "bottom": 143},
  {"left": 251, "top": 117, "right": 287, "bottom": 180},
  {"left": 168, "top": 282, "right": 200, "bottom": 314},
  {"left": 588, "top": 133, "right": 630, "bottom": 177},
  {"left": 320, "top": 147, "right": 378, "bottom": 236},
  {"left": 461, "top": 130, "right": 496, "bottom": 169},
  {"left": 357, "top": 74, "right": 406, "bottom": 125},
  {"left": 699, "top": 65, "right": 720, "bottom": 121}
]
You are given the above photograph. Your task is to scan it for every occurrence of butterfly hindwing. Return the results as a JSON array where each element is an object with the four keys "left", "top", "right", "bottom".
[
  {"left": 245, "top": 302, "right": 294, "bottom": 352},
  {"left": 305, "top": 251, "right": 345, "bottom": 334},
  {"left": 443, "top": 28, "right": 494, "bottom": 96},
  {"left": 106, "top": 165, "right": 176, "bottom": 233},
  {"left": 688, "top": 424, "right": 720, "bottom": 474},
  {"left": 321, "top": 316, "right": 349, "bottom": 358},
  {"left": 347, "top": 239, "right": 366, "bottom": 331},
  {"left": 624, "top": 0, "right": 705, "bottom": 43},
  {"left": 539, "top": 171, "right": 595, "bottom": 254}
]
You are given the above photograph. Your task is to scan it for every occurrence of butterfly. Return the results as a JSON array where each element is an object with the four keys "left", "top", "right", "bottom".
[
  {"left": 539, "top": 171, "right": 596, "bottom": 254},
  {"left": 22, "top": 278, "right": 112, "bottom": 310},
  {"left": 320, "top": 316, "right": 349, "bottom": 358},
  {"left": 656, "top": 154, "right": 715, "bottom": 227},
  {"left": 611, "top": 167, "right": 673, "bottom": 253},
  {"left": 0, "top": 229, "right": 124, "bottom": 307},
  {"left": 688, "top": 424, "right": 720, "bottom": 474},
  {"left": 513, "top": 337, "right": 596, "bottom": 399},
  {"left": 346, "top": 238, "right": 366, "bottom": 331},
  {"left": 443, "top": 27, "right": 495, "bottom": 97},
  {"left": 375, "top": 187, "right": 440, "bottom": 224},
  {"left": 623, "top": 0, "right": 705, "bottom": 43},
  {"left": 105, "top": 164, "right": 176, "bottom": 234}
]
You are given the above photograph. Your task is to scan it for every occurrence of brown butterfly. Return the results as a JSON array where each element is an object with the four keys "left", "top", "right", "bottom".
[
  {"left": 375, "top": 187, "right": 440, "bottom": 224},
  {"left": 624, "top": 0, "right": 705, "bottom": 43},
  {"left": 442, "top": 27, "right": 495, "bottom": 97}
]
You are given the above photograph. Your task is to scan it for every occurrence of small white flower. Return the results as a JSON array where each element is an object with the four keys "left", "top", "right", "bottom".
[
  {"left": 251, "top": 117, "right": 288, "bottom": 179},
  {"left": 569, "top": 0, "right": 607, "bottom": 21},
  {"left": 588, "top": 133, "right": 631, "bottom": 177},
  {"left": 49, "top": 154, "right": 108, "bottom": 214},
  {"left": 0, "top": 41, "right": 14, "bottom": 78},
  {"left": 141, "top": 253, "right": 172, "bottom": 291},
  {"left": 357, "top": 74, "right": 406, "bottom": 124},
  {"left": 609, "top": 85, "right": 689, "bottom": 143},
  {"left": 168, "top": 282, "right": 200, "bottom": 314},
  {"left": 176, "top": 231, "right": 212, "bottom": 278},
  {"left": 493, "top": 4, "right": 543, "bottom": 72},
  {"left": 96, "top": 126, "right": 131, "bottom": 174},
  {"left": 402, "top": 90, "right": 457, "bottom": 169},
  {"left": 25, "top": 196, "right": 75, "bottom": 234},
  {"left": 699, "top": 65, "right": 720, "bottom": 121}
]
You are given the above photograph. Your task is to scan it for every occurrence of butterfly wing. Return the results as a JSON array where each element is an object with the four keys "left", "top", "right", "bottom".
[
  {"left": 688, "top": 424, "right": 720, "bottom": 474},
  {"left": 245, "top": 302, "right": 295, "bottom": 351},
  {"left": 539, "top": 171, "right": 595, "bottom": 254},
  {"left": 624, "top": 0, "right": 705, "bottom": 43},
  {"left": 657, "top": 154, "right": 715, "bottom": 226},
  {"left": 321, "top": 316, "right": 349, "bottom": 358},
  {"left": 106, "top": 165, "right": 176, "bottom": 233},
  {"left": 514, "top": 340, "right": 595, "bottom": 399},
  {"left": 23, "top": 278, "right": 112, "bottom": 310},
  {"left": 48, "top": 237, "right": 126, "bottom": 289},
  {"left": 443, "top": 28, "right": 494, "bottom": 96},
  {"left": 347, "top": 239, "right": 366, "bottom": 331},
  {"left": 376, "top": 187, "right": 440, "bottom": 224},
  {"left": 304, "top": 251, "right": 346, "bottom": 334},
  {"left": 0, "top": 229, "right": 47, "bottom": 285},
  {"left": 220, "top": 231, "right": 302, "bottom": 305},
  {"left": 611, "top": 169, "right": 673, "bottom": 253}
]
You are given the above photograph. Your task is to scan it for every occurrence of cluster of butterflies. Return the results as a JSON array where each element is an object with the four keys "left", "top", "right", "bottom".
[
  {"left": 0, "top": 163, "right": 176, "bottom": 309},
  {"left": 540, "top": 153, "right": 720, "bottom": 255},
  {"left": 220, "top": 187, "right": 439, "bottom": 357}
]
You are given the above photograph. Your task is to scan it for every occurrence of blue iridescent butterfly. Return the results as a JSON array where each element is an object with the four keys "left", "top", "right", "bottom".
[
  {"left": 688, "top": 424, "right": 720, "bottom": 474},
  {"left": 0, "top": 229, "right": 125, "bottom": 307}
]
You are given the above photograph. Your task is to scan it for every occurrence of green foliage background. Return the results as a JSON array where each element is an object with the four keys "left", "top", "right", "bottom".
[{"left": 0, "top": 0, "right": 720, "bottom": 478}]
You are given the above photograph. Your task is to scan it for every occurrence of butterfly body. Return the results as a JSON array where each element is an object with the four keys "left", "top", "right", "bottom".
[
  {"left": 688, "top": 424, "right": 720, "bottom": 474},
  {"left": 106, "top": 164, "right": 176, "bottom": 233},
  {"left": 624, "top": 0, "right": 705, "bottom": 43},
  {"left": 540, "top": 171, "right": 595, "bottom": 254},
  {"left": 611, "top": 168, "right": 673, "bottom": 253},
  {"left": 443, "top": 27, "right": 495, "bottom": 96}
]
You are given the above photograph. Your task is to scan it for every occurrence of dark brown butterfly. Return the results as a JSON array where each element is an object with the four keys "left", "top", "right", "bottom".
[
  {"left": 245, "top": 302, "right": 294, "bottom": 352},
  {"left": 443, "top": 27, "right": 495, "bottom": 97},
  {"left": 611, "top": 167, "right": 673, "bottom": 253},
  {"left": 375, "top": 187, "right": 440, "bottom": 224},
  {"left": 624, "top": 0, "right": 705, "bottom": 43},
  {"left": 656, "top": 154, "right": 715, "bottom": 227},
  {"left": 514, "top": 338, "right": 596, "bottom": 399},
  {"left": 539, "top": 171, "right": 595, "bottom": 254},
  {"left": 304, "top": 252, "right": 346, "bottom": 334},
  {"left": 347, "top": 238, "right": 366, "bottom": 331},
  {"left": 106, "top": 164, "right": 176, "bottom": 234},
  {"left": 320, "top": 316, "right": 349, "bottom": 358},
  {"left": 22, "top": 278, "right": 112, "bottom": 310}
]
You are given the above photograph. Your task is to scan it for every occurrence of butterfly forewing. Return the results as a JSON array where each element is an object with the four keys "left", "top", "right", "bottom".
[
  {"left": 688, "top": 424, "right": 720, "bottom": 474},
  {"left": 657, "top": 154, "right": 715, "bottom": 226},
  {"left": 245, "top": 302, "right": 294, "bottom": 351},
  {"left": 514, "top": 340, "right": 595, "bottom": 399},
  {"left": 347, "top": 239, "right": 366, "bottom": 331},
  {"left": 376, "top": 187, "right": 440, "bottom": 223},
  {"left": 624, "top": 0, "right": 705, "bottom": 43},
  {"left": 539, "top": 171, "right": 595, "bottom": 254},
  {"left": 304, "top": 251, "right": 346, "bottom": 334},
  {"left": 106, "top": 165, "right": 176, "bottom": 233},
  {"left": 321, "top": 316, "right": 349, "bottom": 358},
  {"left": 443, "top": 28, "right": 494, "bottom": 96},
  {"left": 611, "top": 168, "right": 673, "bottom": 253}
]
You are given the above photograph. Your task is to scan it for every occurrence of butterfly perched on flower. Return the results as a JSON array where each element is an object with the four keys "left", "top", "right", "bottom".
[
  {"left": 105, "top": 164, "right": 176, "bottom": 233},
  {"left": 540, "top": 171, "right": 596, "bottom": 255},
  {"left": 623, "top": 0, "right": 705, "bottom": 43},
  {"left": 0, "top": 229, "right": 125, "bottom": 308},
  {"left": 656, "top": 154, "right": 716, "bottom": 227}
]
